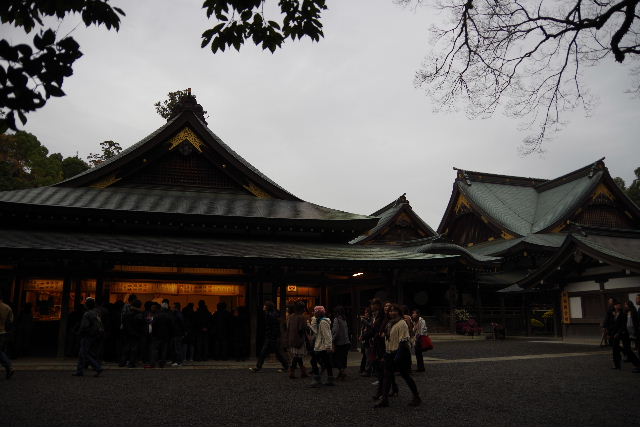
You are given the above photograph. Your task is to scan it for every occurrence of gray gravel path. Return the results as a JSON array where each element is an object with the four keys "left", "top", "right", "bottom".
[{"left": 1, "top": 340, "right": 637, "bottom": 427}]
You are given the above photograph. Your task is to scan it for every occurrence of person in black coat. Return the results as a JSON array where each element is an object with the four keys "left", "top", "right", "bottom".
[
  {"left": 610, "top": 301, "right": 640, "bottom": 370},
  {"left": 150, "top": 302, "right": 175, "bottom": 368},
  {"left": 212, "top": 302, "right": 232, "bottom": 360},
  {"left": 194, "top": 300, "right": 211, "bottom": 361},
  {"left": 250, "top": 301, "right": 288, "bottom": 372}
]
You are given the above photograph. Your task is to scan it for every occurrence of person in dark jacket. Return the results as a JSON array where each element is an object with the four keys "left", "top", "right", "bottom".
[
  {"left": 73, "top": 298, "right": 103, "bottom": 377},
  {"left": 194, "top": 300, "right": 211, "bottom": 361},
  {"left": 610, "top": 301, "right": 640, "bottom": 370},
  {"left": 623, "top": 300, "right": 640, "bottom": 373},
  {"left": 601, "top": 297, "right": 616, "bottom": 346},
  {"left": 212, "top": 302, "right": 232, "bottom": 360},
  {"left": 230, "top": 307, "right": 247, "bottom": 361},
  {"left": 121, "top": 299, "right": 143, "bottom": 368},
  {"left": 332, "top": 306, "right": 350, "bottom": 380},
  {"left": 285, "top": 301, "right": 308, "bottom": 379},
  {"left": 182, "top": 303, "right": 195, "bottom": 362},
  {"left": 150, "top": 302, "right": 175, "bottom": 368},
  {"left": 250, "top": 301, "right": 288, "bottom": 372},
  {"left": 171, "top": 302, "right": 185, "bottom": 366}
]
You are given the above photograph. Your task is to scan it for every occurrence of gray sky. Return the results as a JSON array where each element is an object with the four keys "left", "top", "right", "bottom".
[{"left": 9, "top": 0, "right": 640, "bottom": 228}]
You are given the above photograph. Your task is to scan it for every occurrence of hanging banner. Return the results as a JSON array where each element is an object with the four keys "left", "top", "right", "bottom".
[{"left": 561, "top": 290, "right": 571, "bottom": 324}]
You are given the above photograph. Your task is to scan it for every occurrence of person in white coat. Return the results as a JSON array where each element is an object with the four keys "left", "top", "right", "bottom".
[
  {"left": 308, "top": 306, "right": 334, "bottom": 387},
  {"left": 411, "top": 309, "right": 428, "bottom": 372}
]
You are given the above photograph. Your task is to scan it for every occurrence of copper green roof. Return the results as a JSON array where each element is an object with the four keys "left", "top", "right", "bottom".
[{"left": 457, "top": 169, "right": 602, "bottom": 236}]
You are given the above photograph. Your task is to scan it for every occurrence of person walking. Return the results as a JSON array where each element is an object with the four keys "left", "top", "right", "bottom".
[
  {"left": 285, "top": 301, "right": 308, "bottom": 379},
  {"left": 623, "top": 300, "right": 640, "bottom": 373},
  {"left": 0, "top": 292, "right": 15, "bottom": 379},
  {"left": 73, "top": 297, "right": 104, "bottom": 377},
  {"left": 121, "top": 299, "right": 143, "bottom": 368},
  {"left": 332, "top": 306, "right": 350, "bottom": 381},
  {"left": 250, "top": 301, "right": 288, "bottom": 373},
  {"left": 610, "top": 301, "right": 633, "bottom": 370},
  {"left": 411, "top": 309, "right": 428, "bottom": 373},
  {"left": 308, "top": 305, "right": 334, "bottom": 387},
  {"left": 358, "top": 308, "right": 373, "bottom": 377},
  {"left": 374, "top": 304, "right": 421, "bottom": 408}
]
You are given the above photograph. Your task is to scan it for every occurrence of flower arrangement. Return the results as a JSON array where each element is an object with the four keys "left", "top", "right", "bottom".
[{"left": 454, "top": 308, "right": 470, "bottom": 321}]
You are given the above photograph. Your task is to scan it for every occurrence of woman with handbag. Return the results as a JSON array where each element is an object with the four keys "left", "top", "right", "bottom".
[
  {"left": 374, "top": 304, "right": 421, "bottom": 409},
  {"left": 411, "top": 309, "right": 428, "bottom": 372}
]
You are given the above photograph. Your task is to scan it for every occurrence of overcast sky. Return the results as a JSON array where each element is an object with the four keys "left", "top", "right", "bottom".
[{"left": 8, "top": 0, "right": 640, "bottom": 228}]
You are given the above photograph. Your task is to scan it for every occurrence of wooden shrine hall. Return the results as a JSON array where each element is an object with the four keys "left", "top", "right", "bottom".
[{"left": 0, "top": 94, "right": 497, "bottom": 357}]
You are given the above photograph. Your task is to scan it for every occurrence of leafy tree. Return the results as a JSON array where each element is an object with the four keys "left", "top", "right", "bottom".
[
  {"left": 0, "top": 131, "right": 63, "bottom": 190},
  {"left": 615, "top": 168, "right": 640, "bottom": 206},
  {"left": 154, "top": 89, "right": 193, "bottom": 120},
  {"left": 87, "top": 140, "right": 122, "bottom": 167},
  {"left": 0, "top": 1, "right": 124, "bottom": 132},
  {"left": 200, "top": 0, "right": 326, "bottom": 53},
  {"left": 61, "top": 155, "right": 89, "bottom": 179}
]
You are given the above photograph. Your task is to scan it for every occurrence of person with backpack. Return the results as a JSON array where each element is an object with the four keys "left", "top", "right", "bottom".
[
  {"left": 0, "top": 291, "right": 15, "bottom": 379},
  {"left": 73, "top": 297, "right": 104, "bottom": 377}
]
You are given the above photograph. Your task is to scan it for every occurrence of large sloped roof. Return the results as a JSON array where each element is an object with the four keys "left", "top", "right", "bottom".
[
  {"left": 58, "top": 98, "right": 299, "bottom": 200},
  {"left": 440, "top": 159, "right": 639, "bottom": 237},
  {"left": 0, "top": 186, "right": 369, "bottom": 222},
  {"left": 0, "top": 229, "right": 456, "bottom": 266},
  {"left": 350, "top": 194, "right": 436, "bottom": 244},
  {"left": 505, "top": 226, "right": 640, "bottom": 291},
  {"left": 466, "top": 233, "right": 567, "bottom": 257}
]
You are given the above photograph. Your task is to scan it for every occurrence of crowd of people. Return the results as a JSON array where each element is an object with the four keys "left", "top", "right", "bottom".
[
  {"left": 602, "top": 295, "right": 640, "bottom": 373},
  {"left": 249, "top": 298, "right": 428, "bottom": 408},
  {"left": 0, "top": 289, "right": 433, "bottom": 408}
]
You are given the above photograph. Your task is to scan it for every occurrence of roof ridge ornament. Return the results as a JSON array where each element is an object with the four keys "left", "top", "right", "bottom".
[
  {"left": 169, "top": 88, "right": 209, "bottom": 124},
  {"left": 453, "top": 167, "right": 471, "bottom": 185},
  {"left": 588, "top": 157, "right": 606, "bottom": 178}
]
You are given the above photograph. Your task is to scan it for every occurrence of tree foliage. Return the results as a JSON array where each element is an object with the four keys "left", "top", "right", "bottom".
[
  {"left": 0, "top": 131, "right": 62, "bottom": 190},
  {"left": 201, "top": 0, "right": 326, "bottom": 53},
  {"left": 154, "top": 89, "right": 209, "bottom": 120},
  {"left": 87, "top": 140, "right": 122, "bottom": 167},
  {"left": 0, "top": 0, "right": 125, "bottom": 132},
  {"left": 62, "top": 155, "right": 89, "bottom": 179},
  {"left": 615, "top": 167, "right": 640, "bottom": 206},
  {"left": 411, "top": 0, "right": 640, "bottom": 152}
]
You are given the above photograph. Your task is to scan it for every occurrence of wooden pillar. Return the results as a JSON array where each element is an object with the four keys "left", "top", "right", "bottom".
[
  {"left": 73, "top": 278, "right": 82, "bottom": 310},
  {"left": 350, "top": 284, "right": 359, "bottom": 348},
  {"left": 500, "top": 295, "right": 506, "bottom": 332},
  {"left": 56, "top": 275, "right": 72, "bottom": 359},
  {"left": 552, "top": 291, "right": 560, "bottom": 338},
  {"left": 320, "top": 284, "right": 327, "bottom": 307},
  {"left": 394, "top": 269, "right": 404, "bottom": 306},
  {"left": 248, "top": 280, "right": 258, "bottom": 358},
  {"left": 95, "top": 277, "right": 104, "bottom": 305},
  {"left": 524, "top": 294, "right": 531, "bottom": 337},
  {"left": 448, "top": 282, "right": 457, "bottom": 334}
]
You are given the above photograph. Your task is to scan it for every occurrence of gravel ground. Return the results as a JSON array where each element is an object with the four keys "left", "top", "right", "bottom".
[{"left": 1, "top": 340, "right": 638, "bottom": 427}]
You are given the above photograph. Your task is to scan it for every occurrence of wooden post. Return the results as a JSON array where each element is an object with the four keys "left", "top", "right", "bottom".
[
  {"left": 95, "top": 277, "right": 104, "bottom": 305},
  {"left": 350, "top": 284, "right": 359, "bottom": 348},
  {"left": 56, "top": 275, "right": 72, "bottom": 359},
  {"left": 248, "top": 280, "right": 258, "bottom": 358},
  {"left": 476, "top": 281, "right": 483, "bottom": 323},
  {"left": 448, "top": 282, "right": 457, "bottom": 334},
  {"left": 73, "top": 278, "right": 82, "bottom": 310},
  {"left": 524, "top": 294, "right": 531, "bottom": 337},
  {"left": 394, "top": 269, "right": 404, "bottom": 305},
  {"left": 500, "top": 295, "right": 506, "bottom": 332},
  {"left": 552, "top": 291, "right": 560, "bottom": 338}
]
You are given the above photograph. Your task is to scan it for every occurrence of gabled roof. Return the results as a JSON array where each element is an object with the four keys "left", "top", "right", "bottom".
[
  {"left": 350, "top": 194, "right": 436, "bottom": 244},
  {"left": 58, "top": 96, "right": 299, "bottom": 201},
  {"left": 504, "top": 226, "right": 640, "bottom": 291},
  {"left": 439, "top": 159, "right": 640, "bottom": 238},
  {"left": 466, "top": 233, "right": 566, "bottom": 257}
]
